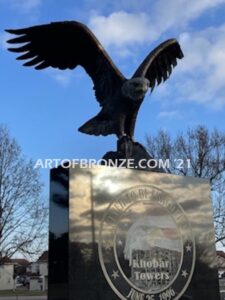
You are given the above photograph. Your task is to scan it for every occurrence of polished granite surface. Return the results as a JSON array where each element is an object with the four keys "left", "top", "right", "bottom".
[{"left": 49, "top": 166, "right": 220, "bottom": 300}]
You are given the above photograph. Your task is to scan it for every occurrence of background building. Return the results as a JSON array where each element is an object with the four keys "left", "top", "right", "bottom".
[
  {"left": 0, "top": 262, "right": 14, "bottom": 290},
  {"left": 27, "top": 251, "right": 48, "bottom": 291}
]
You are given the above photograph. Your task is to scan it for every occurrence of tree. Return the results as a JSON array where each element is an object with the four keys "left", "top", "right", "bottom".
[
  {"left": 0, "top": 125, "right": 47, "bottom": 264},
  {"left": 146, "top": 125, "right": 225, "bottom": 246}
]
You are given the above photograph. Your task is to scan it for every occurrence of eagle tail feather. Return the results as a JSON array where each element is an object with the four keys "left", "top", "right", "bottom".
[{"left": 78, "top": 114, "right": 116, "bottom": 136}]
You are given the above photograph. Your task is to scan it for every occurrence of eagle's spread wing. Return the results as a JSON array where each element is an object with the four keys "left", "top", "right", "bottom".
[
  {"left": 132, "top": 39, "right": 183, "bottom": 91},
  {"left": 6, "top": 21, "right": 125, "bottom": 106}
]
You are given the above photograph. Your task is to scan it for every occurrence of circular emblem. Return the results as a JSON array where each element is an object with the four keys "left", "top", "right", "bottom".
[{"left": 98, "top": 185, "right": 195, "bottom": 300}]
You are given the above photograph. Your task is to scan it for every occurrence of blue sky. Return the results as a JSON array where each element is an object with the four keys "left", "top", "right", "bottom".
[{"left": 1, "top": 0, "right": 225, "bottom": 194}]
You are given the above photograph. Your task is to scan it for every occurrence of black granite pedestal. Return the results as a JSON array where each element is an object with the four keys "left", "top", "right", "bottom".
[{"left": 48, "top": 166, "right": 220, "bottom": 300}]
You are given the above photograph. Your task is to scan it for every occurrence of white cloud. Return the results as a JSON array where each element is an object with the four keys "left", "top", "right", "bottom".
[
  {"left": 46, "top": 70, "right": 73, "bottom": 87},
  {"left": 89, "top": 4, "right": 225, "bottom": 109},
  {"left": 52, "top": 73, "right": 72, "bottom": 87},
  {"left": 1, "top": 0, "right": 41, "bottom": 13},
  {"left": 157, "top": 110, "right": 182, "bottom": 119},
  {"left": 45, "top": 69, "right": 86, "bottom": 87},
  {"left": 88, "top": 0, "right": 225, "bottom": 52},
  {"left": 170, "top": 25, "right": 225, "bottom": 109},
  {"left": 89, "top": 11, "right": 156, "bottom": 48},
  {"left": 152, "top": 0, "right": 225, "bottom": 35}
]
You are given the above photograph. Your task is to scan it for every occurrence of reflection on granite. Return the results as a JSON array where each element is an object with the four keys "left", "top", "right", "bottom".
[
  {"left": 49, "top": 166, "right": 220, "bottom": 300},
  {"left": 49, "top": 167, "right": 69, "bottom": 300}
]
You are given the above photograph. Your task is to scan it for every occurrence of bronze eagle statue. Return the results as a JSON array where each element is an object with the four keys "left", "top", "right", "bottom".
[{"left": 6, "top": 21, "right": 183, "bottom": 140}]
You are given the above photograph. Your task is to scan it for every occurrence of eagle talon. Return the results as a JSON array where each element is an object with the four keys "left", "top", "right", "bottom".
[
  {"left": 118, "top": 135, "right": 132, "bottom": 144},
  {"left": 117, "top": 135, "right": 134, "bottom": 158}
]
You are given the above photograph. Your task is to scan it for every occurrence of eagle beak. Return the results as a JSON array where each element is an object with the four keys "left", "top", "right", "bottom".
[{"left": 136, "top": 86, "right": 148, "bottom": 93}]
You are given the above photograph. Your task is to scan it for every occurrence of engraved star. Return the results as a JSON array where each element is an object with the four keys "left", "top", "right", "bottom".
[
  {"left": 182, "top": 270, "right": 188, "bottom": 278},
  {"left": 118, "top": 239, "right": 123, "bottom": 246},
  {"left": 104, "top": 241, "right": 112, "bottom": 251},
  {"left": 111, "top": 270, "right": 119, "bottom": 280},
  {"left": 186, "top": 244, "right": 192, "bottom": 252}
]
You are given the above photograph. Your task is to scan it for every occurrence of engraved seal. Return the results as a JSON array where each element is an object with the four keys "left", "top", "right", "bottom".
[{"left": 98, "top": 185, "right": 195, "bottom": 300}]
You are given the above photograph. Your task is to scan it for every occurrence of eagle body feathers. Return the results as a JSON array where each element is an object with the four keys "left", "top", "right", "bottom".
[{"left": 6, "top": 21, "right": 184, "bottom": 139}]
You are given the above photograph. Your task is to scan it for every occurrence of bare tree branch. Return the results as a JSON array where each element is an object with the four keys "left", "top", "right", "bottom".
[
  {"left": 146, "top": 125, "right": 225, "bottom": 246},
  {"left": 0, "top": 125, "right": 47, "bottom": 263}
]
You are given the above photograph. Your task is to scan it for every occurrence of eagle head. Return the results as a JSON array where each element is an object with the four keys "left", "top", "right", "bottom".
[{"left": 121, "top": 77, "right": 150, "bottom": 101}]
